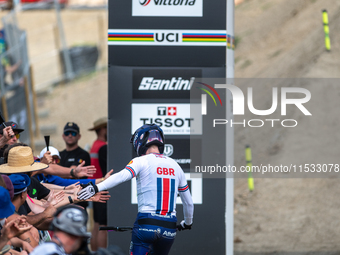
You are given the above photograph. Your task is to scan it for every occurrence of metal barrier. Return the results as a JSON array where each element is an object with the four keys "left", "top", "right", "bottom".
[
  {"left": 0, "top": 30, "right": 36, "bottom": 147},
  {"left": 0, "top": 5, "right": 107, "bottom": 148}
]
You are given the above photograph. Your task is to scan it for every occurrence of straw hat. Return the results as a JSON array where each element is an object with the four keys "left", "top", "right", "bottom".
[
  {"left": 0, "top": 146, "right": 48, "bottom": 174},
  {"left": 88, "top": 117, "right": 107, "bottom": 131}
]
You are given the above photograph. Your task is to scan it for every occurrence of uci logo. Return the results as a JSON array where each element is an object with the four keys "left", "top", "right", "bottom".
[
  {"left": 140, "top": 0, "right": 151, "bottom": 6},
  {"left": 155, "top": 33, "right": 180, "bottom": 43}
]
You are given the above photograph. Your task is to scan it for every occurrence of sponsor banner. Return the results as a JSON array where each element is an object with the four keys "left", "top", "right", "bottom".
[
  {"left": 131, "top": 173, "right": 203, "bottom": 204},
  {"left": 163, "top": 139, "right": 191, "bottom": 165},
  {"left": 132, "top": 0, "right": 203, "bottom": 17},
  {"left": 133, "top": 69, "right": 202, "bottom": 99},
  {"left": 131, "top": 103, "right": 202, "bottom": 135},
  {"left": 108, "top": 29, "right": 227, "bottom": 46}
]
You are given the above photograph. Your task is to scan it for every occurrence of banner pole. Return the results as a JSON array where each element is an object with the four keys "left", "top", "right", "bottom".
[{"left": 226, "top": 0, "right": 234, "bottom": 254}]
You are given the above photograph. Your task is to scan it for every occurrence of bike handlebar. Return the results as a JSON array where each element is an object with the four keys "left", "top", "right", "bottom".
[{"left": 99, "top": 226, "right": 133, "bottom": 232}]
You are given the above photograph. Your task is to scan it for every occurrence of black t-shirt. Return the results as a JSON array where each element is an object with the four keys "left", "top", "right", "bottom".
[
  {"left": 59, "top": 147, "right": 91, "bottom": 168},
  {"left": 18, "top": 177, "right": 51, "bottom": 215},
  {"left": 98, "top": 144, "right": 107, "bottom": 176},
  {"left": 59, "top": 147, "right": 90, "bottom": 208}
]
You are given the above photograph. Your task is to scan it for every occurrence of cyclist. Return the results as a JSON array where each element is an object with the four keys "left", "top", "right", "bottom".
[{"left": 78, "top": 124, "right": 194, "bottom": 255}]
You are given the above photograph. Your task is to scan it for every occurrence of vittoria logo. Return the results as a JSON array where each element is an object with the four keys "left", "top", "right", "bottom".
[
  {"left": 140, "top": 0, "right": 197, "bottom": 6},
  {"left": 140, "top": 0, "right": 151, "bottom": 6},
  {"left": 132, "top": 0, "right": 203, "bottom": 17}
]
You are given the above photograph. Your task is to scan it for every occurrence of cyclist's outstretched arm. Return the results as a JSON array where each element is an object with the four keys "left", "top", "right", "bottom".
[{"left": 97, "top": 169, "right": 132, "bottom": 191}]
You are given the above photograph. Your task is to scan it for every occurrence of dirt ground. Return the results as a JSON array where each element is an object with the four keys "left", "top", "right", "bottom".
[
  {"left": 4, "top": 0, "right": 340, "bottom": 253},
  {"left": 233, "top": 0, "right": 340, "bottom": 254}
]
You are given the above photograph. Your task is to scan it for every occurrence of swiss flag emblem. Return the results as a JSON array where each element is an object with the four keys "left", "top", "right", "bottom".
[{"left": 167, "top": 107, "right": 177, "bottom": 116}]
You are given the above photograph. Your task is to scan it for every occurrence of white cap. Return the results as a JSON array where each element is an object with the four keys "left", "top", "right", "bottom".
[{"left": 39, "top": 146, "right": 61, "bottom": 160}]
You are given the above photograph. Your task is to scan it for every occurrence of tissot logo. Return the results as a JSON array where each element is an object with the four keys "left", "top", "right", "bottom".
[
  {"left": 157, "top": 107, "right": 177, "bottom": 116},
  {"left": 131, "top": 103, "right": 202, "bottom": 135}
]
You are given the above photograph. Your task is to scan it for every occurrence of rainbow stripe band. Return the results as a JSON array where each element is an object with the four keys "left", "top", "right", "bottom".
[
  {"left": 125, "top": 166, "right": 136, "bottom": 178},
  {"left": 182, "top": 33, "right": 226, "bottom": 43},
  {"left": 109, "top": 33, "right": 154, "bottom": 42},
  {"left": 178, "top": 184, "right": 189, "bottom": 192},
  {"left": 107, "top": 29, "right": 231, "bottom": 47}
]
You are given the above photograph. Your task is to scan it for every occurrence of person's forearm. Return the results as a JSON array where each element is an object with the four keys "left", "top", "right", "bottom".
[
  {"left": 95, "top": 177, "right": 105, "bottom": 184},
  {"left": 97, "top": 170, "right": 131, "bottom": 192},
  {"left": 42, "top": 164, "right": 73, "bottom": 178},
  {"left": 33, "top": 217, "right": 53, "bottom": 231},
  {"left": 26, "top": 198, "right": 45, "bottom": 214},
  {"left": 9, "top": 237, "right": 24, "bottom": 248},
  {"left": 0, "top": 235, "right": 9, "bottom": 250},
  {"left": 179, "top": 190, "right": 194, "bottom": 225},
  {"left": 42, "top": 183, "right": 64, "bottom": 190},
  {"left": 26, "top": 211, "right": 51, "bottom": 228}
]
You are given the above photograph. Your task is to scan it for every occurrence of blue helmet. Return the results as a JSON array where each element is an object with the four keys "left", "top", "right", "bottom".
[{"left": 130, "top": 124, "right": 165, "bottom": 156}]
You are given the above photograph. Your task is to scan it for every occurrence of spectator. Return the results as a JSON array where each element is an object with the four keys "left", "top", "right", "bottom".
[
  {"left": 0, "top": 186, "right": 32, "bottom": 255},
  {"left": 88, "top": 117, "right": 108, "bottom": 251},
  {"left": 0, "top": 179, "right": 36, "bottom": 253},
  {"left": 59, "top": 122, "right": 92, "bottom": 210},
  {"left": 0, "top": 121, "right": 23, "bottom": 160},
  {"left": 0, "top": 145, "right": 57, "bottom": 230},
  {"left": 30, "top": 205, "right": 91, "bottom": 255}
]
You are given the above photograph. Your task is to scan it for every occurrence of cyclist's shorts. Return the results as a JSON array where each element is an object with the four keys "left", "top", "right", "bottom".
[{"left": 130, "top": 212, "right": 177, "bottom": 255}]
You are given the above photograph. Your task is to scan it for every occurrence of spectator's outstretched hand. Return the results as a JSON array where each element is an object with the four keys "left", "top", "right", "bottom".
[
  {"left": 1, "top": 216, "right": 32, "bottom": 240},
  {"left": 74, "top": 161, "right": 96, "bottom": 178},
  {"left": 90, "top": 191, "right": 111, "bottom": 203},
  {"left": 104, "top": 169, "right": 114, "bottom": 180}
]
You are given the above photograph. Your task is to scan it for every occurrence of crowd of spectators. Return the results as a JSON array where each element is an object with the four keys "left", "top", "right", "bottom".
[{"left": 0, "top": 118, "right": 111, "bottom": 255}]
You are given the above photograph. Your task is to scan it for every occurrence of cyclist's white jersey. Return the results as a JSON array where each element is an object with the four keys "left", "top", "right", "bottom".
[{"left": 97, "top": 153, "right": 193, "bottom": 225}]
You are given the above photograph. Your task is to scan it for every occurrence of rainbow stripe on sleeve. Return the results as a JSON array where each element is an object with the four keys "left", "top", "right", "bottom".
[
  {"left": 125, "top": 166, "right": 136, "bottom": 178},
  {"left": 178, "top": 184, "right": 189, "bottom": 192}
]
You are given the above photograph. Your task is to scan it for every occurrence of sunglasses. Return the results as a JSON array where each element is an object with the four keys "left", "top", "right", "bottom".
[
  {"left": 64, "top": 131, "right": 77, "bottom": 137},
  {"left": 15, "top": 133, "right": 20, "bottom": 139}
]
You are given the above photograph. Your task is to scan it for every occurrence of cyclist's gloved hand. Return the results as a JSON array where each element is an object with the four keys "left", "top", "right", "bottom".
[
  {"left": 177, "top": 220, "right": 192, "bottom": 231},
  {"left": 77, "top": 181, "right": 98, "bottom": 200}
]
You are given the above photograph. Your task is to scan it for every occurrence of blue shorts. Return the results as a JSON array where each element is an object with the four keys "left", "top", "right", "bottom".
[{"left": 130, "top": 213, "right": 177, "bottom": 255}]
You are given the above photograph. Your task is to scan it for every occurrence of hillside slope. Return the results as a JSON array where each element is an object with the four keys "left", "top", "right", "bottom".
[{"left": 234, "top": 0, "right": 340, "bottom": 253}]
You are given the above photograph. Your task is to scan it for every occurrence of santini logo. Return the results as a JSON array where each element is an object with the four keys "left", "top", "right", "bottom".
[
  {"left": 138, "top": 77, "right": 194, "bottom": 90},
  {"left": 140, "top": 0, "right": 196, "bottom": 6},
  {"left": 197, "top": 82, "right": 223, "bottom": 115}
]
